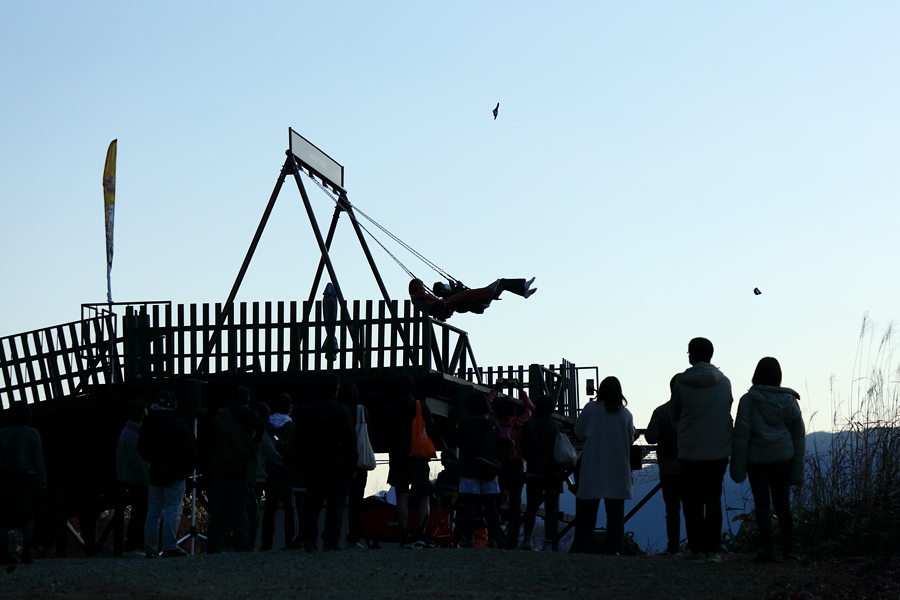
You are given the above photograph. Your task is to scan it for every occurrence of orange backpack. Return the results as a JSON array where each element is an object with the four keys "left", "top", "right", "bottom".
[{"left": 410, "top": 400, "right": 437, "bottom": 459}]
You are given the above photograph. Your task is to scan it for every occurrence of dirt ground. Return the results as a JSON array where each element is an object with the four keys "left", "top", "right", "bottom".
[{"left": 1, "top": 550, "right": 898, "bottom": 600}]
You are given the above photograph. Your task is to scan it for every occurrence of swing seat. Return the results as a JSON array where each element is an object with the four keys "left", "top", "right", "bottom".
[{"left": 451, "top": 301, "right": 490, "bottom": 315}]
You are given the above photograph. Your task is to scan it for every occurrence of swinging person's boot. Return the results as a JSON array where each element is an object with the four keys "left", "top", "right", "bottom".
[{"left": 492, "top": 278, "right": 534, "bottom": 298}]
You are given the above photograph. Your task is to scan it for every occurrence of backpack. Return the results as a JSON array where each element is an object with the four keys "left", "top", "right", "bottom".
[{"left": 410, "top": 400, "right": 437, "bottom": 460}]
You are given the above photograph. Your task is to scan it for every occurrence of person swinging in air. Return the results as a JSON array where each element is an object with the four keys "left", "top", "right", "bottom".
[{"left": 409, "top": 277, "right": 537, "bottom": 321}]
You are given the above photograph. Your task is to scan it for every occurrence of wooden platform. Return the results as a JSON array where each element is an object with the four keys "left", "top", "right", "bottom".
[{"left": 0, "top": 299, "right": 589, "bottom": 557}]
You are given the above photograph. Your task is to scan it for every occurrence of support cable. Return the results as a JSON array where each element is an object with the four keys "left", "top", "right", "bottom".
[{"left": 305, "top": 171, "right": 459, "bottom": 285}]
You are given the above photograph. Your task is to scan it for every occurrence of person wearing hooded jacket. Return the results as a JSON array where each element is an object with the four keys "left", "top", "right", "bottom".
[
  {"left": 259, "top": 394, "right": 297, "bottom": 552},
  {"left": 730, "top": 357, "right": 805, "bottom": 562},
  {"left": 670, "top": 337, "right": 734, "bottom": 563},
  {"left": 137, "top": 390, "right": 195, "bottom": 558}
]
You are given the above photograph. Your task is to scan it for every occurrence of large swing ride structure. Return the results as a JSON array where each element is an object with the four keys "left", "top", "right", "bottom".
[{"left": 0, "top": 128, "right": 595, "bottom": 557}]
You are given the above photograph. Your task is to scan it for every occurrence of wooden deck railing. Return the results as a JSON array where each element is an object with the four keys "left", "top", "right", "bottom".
[
  {"left": 0, "top": 314, "right": 117, "bottom": 408},
  {"left": 118, "top": 299, "right": 475, "bottom": 379},
  {"left": 1, "top": 299, "right": 594, "bottom": 419},
  {"left": 0, "top": 299, "right": 484, "bottom": 408},
  {"left": 463, "top": 360, "right": 580, "bottom": 421}
]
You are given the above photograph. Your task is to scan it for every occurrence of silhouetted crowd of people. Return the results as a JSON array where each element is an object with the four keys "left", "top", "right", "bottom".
[{"left": 0, "top": 336, "right": 805, "bottom": 563}]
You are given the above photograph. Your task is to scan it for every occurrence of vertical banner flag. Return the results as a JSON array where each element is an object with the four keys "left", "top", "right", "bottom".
[{"left": 103, "top": 140, "right": 117, "bottom": 303}]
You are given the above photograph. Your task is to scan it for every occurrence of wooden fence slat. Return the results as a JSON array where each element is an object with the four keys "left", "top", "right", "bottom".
[
  {"left": 151, "top": 304, "right": 161, "bottom": 376},
  {"left": 364, "top": 301, "right": 373, "bottom": 370},
  {"left": 211, "top": 303, "right": 221, "bottom": 374},
  {"left": 55, "top": 324, "right": 77, "bottom": 395},
  {"left": 189, "top": 304, "right": 198, "bottom": 374},
  {"left": 42, "top": 328, "right": 64, "bottom": 400},
  {"left": 289, "top": 301, "right": 298, "bottom": 374},
  {"left": 264, "top": 302, "right": 272, "bottom": 373},
  {"left": 277, "top": 302, "right": 285, "bottom": 373},
  {"left": 66, "top": 323, "right": 88, "bottom": 392},
  {"left": 177, "top": 304, "right": 185, "bottom": 376},
  {"left": 389, "top": 301, "right": 399, "bottom": 369},
  {"left": 236, "top": 303, "right": 246, "bottom": 372},
  {"left": 164, "top": 304, "right": 174, "bottom": 377},
  {"left": 377, "top": 302, "right": 386, "bottom": 370},
  {"left": 300, "top": 301, "right": 309, "bottom": 372},
  {"left": 7, "top": 337, "right": 26, "bottom": 400},
  {"left": 89, "top": 318, "right": 106, "bottom": 386},
  {"left": 404, "top": 300, "right": 415, "bottom": 369},
  {"left": 29, "top": 331, "right": 52, "bottom": 402},
  {"left": 0, "top": 341, "right": 17, "bottom": 407}
]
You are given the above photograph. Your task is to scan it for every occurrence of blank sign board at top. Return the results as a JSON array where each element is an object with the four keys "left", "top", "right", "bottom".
[{"left": 289, "top": 128, "right": 344, "bottom": 190}]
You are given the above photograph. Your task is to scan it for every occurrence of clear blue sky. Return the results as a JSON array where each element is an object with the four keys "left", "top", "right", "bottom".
[{"left": 2, "top": 1, "right": 898, "bottom": 428}]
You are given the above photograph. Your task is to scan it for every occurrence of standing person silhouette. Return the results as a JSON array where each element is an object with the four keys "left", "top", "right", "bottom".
[
  {"left": 116, "top": 400, "right": 150, "bottom": 558},
  {"left": 0, "top": 402, "right": 46, "bottom": 565},
  {"left": 384, "top": 375, "right": 442, "bottom": 548},
  {"left": 456, "top": 391, "right": 502, "bottom": 548},
  {"left": 489, "top": 379, "right": 533, "bottom": 548},
  {"left": 206, "top": 386, "right": 264, "bottom": 554},
  {"left": 730, "top": 357, "right": 805, "bottom": 562},
  {"left": 671, "top": 337, "right": 734, "bottom": 563},
  {"left": 137, "top": 390, "right": 195, "bottom": 558},
  {"left": 519, "top": 394, "right": 565, "bottom": 551},
  {"left": 570, "top": 376, "right": 635, "bottom": 554},
  {"left": 644, "top": 376, "right": 684, "bottom": 554},
  {"left": 295, "top": 373, "right": 357, "bottom": 551}
]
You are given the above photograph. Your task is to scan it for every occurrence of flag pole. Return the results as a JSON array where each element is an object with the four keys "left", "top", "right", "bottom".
[{"left": 103, "top": 140, "right": 118, "bottom": 384}]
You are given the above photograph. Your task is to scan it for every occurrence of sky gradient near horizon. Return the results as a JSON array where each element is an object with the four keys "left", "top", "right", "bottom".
[{"left": 1, "top": 1, "right": 898, "bottom": 428}]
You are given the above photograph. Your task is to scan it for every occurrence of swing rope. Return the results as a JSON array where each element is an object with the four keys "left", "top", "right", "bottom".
[{"left": 305, "top": 171, "right": 460, "bottom": 285}]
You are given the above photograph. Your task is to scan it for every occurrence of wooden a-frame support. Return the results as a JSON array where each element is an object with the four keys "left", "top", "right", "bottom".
[{"left": 196, "top": 149, "right": 412, "bottom": 375}]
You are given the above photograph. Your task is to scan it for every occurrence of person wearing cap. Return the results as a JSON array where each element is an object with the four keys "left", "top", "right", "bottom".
[{"left": 137, "top": 390, "right": 195, "bottom": 558}]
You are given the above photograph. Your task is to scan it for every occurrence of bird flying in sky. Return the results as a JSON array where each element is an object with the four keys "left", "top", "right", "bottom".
[
  {"left": 493, "top": 102, "right": 499, "bottom": 120},
  {"left": 754, "top": 287, "right": 762, "bottom": 295}
]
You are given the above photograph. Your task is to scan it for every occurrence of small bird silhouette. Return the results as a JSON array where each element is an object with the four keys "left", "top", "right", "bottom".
[
  {"left": 753, "top": 288, "right": 762, "bottom": 295},
  {"left": 492, "top": 102, "right": 499, "bottom": 120}
]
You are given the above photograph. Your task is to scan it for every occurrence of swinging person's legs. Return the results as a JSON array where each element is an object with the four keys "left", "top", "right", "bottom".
[{"left": 488, "top": 278, "right": 536, "bottom": 298}]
